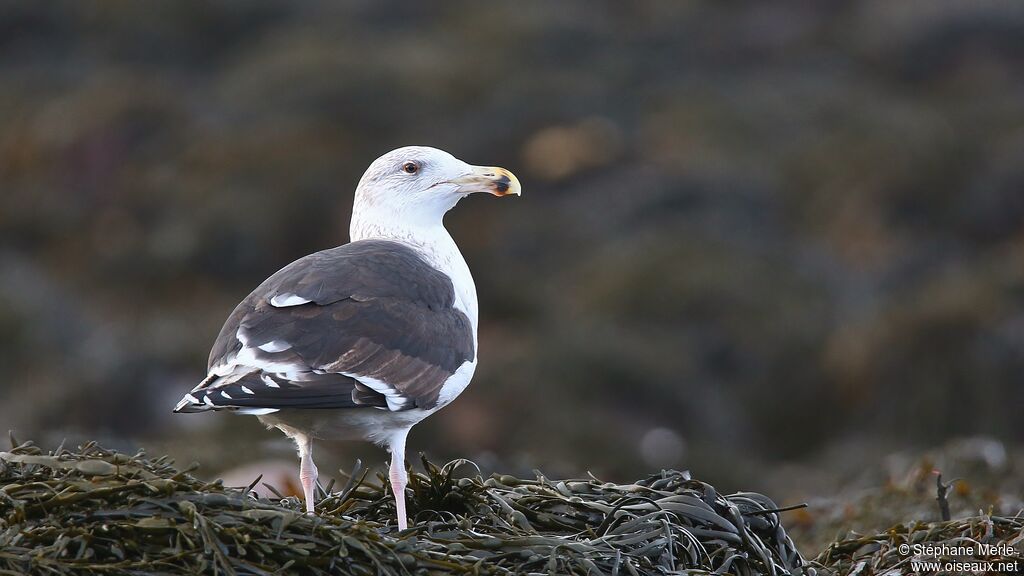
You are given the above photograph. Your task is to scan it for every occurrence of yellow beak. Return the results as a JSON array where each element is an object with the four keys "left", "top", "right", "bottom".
[{"left": 451, "top": 166, "right": 522, "bottom": 197}]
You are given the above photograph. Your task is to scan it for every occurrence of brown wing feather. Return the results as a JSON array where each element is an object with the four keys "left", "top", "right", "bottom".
[{"left": 191, "top": 240, "right": 473, "bottom": 412}]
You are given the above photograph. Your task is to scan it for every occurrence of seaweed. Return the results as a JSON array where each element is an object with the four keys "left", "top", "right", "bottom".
[
  {"left": 813, "top": 515, "right": 1024, "bottom": 574},
  {"left": 0, "top": 439, "right": 811, "bottom": 575}
]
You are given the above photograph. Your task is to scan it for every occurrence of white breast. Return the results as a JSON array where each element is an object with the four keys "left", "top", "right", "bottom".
[{"left": 436, "top": 358, "right": 478, "bottom": 408}]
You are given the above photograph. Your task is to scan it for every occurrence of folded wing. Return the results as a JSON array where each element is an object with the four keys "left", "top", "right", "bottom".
[{"left": 174, "top": 240, "right": 475, "bottom": 414}]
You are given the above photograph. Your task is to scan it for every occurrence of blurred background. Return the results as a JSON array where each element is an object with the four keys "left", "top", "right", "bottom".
[{"left": 1, "top": 0, "right": 1023, "bottom": 527}]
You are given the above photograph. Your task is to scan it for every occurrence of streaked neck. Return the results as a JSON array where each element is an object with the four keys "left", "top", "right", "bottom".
[{"left": 350, "top": 202, "right": 446, "bottom": 247}]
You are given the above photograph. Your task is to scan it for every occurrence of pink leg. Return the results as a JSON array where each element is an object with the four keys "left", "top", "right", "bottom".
[
  {"left": 389, "top": 431, "right": 409, "bottom": 530},
  {"left": 296, "top": 435, "right": 318, "bottom": 514}
]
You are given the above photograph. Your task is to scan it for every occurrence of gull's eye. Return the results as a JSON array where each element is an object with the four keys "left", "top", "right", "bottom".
[{"left": 402, "top": 161, "right": 419, "bottom": 174}]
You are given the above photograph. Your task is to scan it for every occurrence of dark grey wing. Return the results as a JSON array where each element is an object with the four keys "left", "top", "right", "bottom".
[{"left": 174, "top": 240, "right": 475, "bottom": 414}]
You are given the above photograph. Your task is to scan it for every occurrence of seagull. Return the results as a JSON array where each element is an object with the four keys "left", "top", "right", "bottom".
[{"left": 173, "top": 146, "right": 520, "bottom": 529}]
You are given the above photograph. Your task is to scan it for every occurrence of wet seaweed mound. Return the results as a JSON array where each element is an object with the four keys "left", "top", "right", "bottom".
[
  {"left": 0, "top": 439, "right": 810, "bottom": 575},
  {"left": 815, "top": 516, "right": 1024, "bottom": 574}
]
